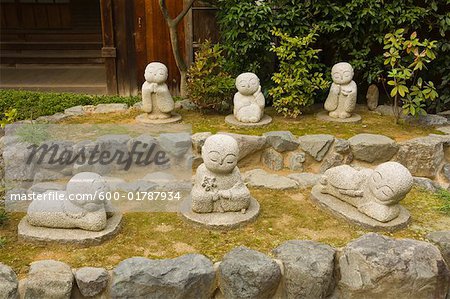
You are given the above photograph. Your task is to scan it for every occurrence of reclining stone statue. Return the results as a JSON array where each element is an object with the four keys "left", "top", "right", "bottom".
[
  {"left": 191, "top": 134, "right": 251, "bottom": 213},
  {"left": 27, "top": 172, "right": 112, "bottom": 231},
  {"left": 317, "top": 162, "right": 413, "bottom": 222}
]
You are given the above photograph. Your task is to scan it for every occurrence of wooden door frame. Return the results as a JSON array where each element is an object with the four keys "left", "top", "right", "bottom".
[{"left": 100, "top": 0, "right": 138, "bottom": 96}]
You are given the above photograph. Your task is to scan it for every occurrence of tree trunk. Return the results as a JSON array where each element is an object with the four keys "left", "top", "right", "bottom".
[
  {"left": 168, "top": 26, "right": 187, "bottom": 97},
  {"left": 180, "top": 70, "right": 187, "bottom": 98}
]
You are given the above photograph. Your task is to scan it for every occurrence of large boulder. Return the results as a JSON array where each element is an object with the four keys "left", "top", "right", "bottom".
[
  {"left": 158, "top": 132, "right": 191, "bottom": 158},
  {"left": 243, "top": 169, "right": 298, "bottom": 190},
  {"left": 74, "top": 267, "right": 109, "bottom": 297},
  {"left": 427, "top": 231, "right": 450, "bottom": 266},
  {"left": 219, "top": 246, "right": 281, "bottom": 299},
  {"left": 395, "top": 136, "right": 444, "bottom": 178},
  {"left": 111, "top": 254, "right": 215, "bottom": 299},
  {"left": 262, "top": 148, "right": 284, "bottom": 171},
  {"left": 263, "top": 131, "right": 299, "bottom": 152},
  {"left": 298, "top": 134, "right": 334, "bottom": 162},
  {"left": 24, "top": 260, "right": 74, "bottom": 299},
  {"left": 338, "top": 233, "right": 450, "bottom": 299},
  {"left": 220, "top": 133, "right": 267, "bottom": 161},
  {"left": 0, "top": 263, "right": 18, "bottom": 299},
  {"left": 348, "top": 134, "right": 398, "bottom": 163},
  {"left": 273, "top": 240, "right": 336, "bottom": 299}
]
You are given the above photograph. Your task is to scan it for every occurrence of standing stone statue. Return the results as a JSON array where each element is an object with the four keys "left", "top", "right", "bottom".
[
  {"left": 225, "top": 73, "right": 272, "bottom": 127},
  {"left": 324, "top": 62, "right": 357, "bottom": 119},
  {"left": 366, "top": 84, "right": 379, "bottom": 111},
  {"left": 191, "top": 134, "right": 251, "bottom": 213},
  {"left": 318, "top": 162, "right": 413, "bottom": 222},
  {"left": 27, "top": 172, "right": 112, "bottom": 231},
  {"left": 137, "top": 62, "right": 181, "bottom": 124}
]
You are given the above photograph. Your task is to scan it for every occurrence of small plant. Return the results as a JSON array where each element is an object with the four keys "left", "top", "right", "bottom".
[
  {"left": 16, "top": 123, "right": 50, "bottom": 145},
  {"left": 436, "top": 189, "right": 450, "bottom": 215},
  {"left": 0, "top": 108, "right": 18, "bottom": 128},
  {"left": 382, "top": 29, "right": 438, "bottom": 123},
  {"left": 0, "top": 208, "right": 8, "bottom": 226},
  {"left": 269, "top": 29, "right": 330, "bottom": 118},
  {"left": 0, "top": 237, "right": 6, "bottom": 248},
  {"left": 187, "top": 41, "right": 235, "bottom": 113}
]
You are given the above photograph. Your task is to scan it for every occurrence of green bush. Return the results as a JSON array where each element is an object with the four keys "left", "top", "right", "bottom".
[
  {"left": 0, "top": 89, "right": 140, "bottom": 120},
  {"left": 187, "top": 41, "right": 235, "bottom": 113},
  {"left": 215, "top": 0, "right": 450, "bottom": 111},
  {"left": 269, "top": 29, "right": 330, "bottom": 117}
]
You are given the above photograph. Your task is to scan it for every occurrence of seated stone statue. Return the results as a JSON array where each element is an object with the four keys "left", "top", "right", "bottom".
[
  {"left": 27, "top": 172, "right": 112, "bottom": 231},
  {"left": 233, "top": 72, "right": 265, "bottom": 123},
  {"left": 191, "top": 134, "right": 251, "bottom": 213},
  {"left": 318, "top": 162, "right": 413, "bottom": 222},
  {"left": 324, "top": 62, "right": 357, "bottom": 119},
  {"left": 142, "top": 62, "right": 175, "bottom": 120}
]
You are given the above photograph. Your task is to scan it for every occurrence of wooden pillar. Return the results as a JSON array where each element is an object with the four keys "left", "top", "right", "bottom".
[{"left": 100, "top": 0, "right": 118, "bottom": 95}]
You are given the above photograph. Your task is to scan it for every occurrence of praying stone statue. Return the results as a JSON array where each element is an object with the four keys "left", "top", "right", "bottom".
[
  {"left": 317, "top": 162, "right": 413, "bottom": 223},
  {"left": 191, "top": 134, "right": 251, "bottom": 213},
  {"left": 225, "top": 73, "right": 272, "bottom": 127},
  {"left": 324, "top": 62, "right": 357, "bottom": 119},
  {"left": 27, "top": 172, "right": 112, "bottom": 231},
  {"left": 136, "top": 62, "right": 181, "bottom": 124}
]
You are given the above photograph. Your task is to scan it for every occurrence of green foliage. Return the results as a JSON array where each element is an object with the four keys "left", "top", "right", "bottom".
[
  {"left": 0, "top": 108, "right": 18, "bottom": 128},
  {"left": 0, "top": 237, "right": 6, "bottom": 249},
  {"left": 0, "top": 90, "right": 140, "bottom": 120},
  {"left": 382, "top": 29, "right": 438, "bottom": 119},
  {"left": 269, "top": 29, "right": 330, "bottom": 117},
  {"left": 187, "top": 41, "right": 235, "bottom": 113},
  {"left": 0, "top": 207, "right": 8, "bottom": 227},
  {"left": 16, "top": 124, "right": 50, "bottom": 145},
  {"left": 436, "top": 189, "right": 450, "bottom": 215},
  {"left": 215, "top": 0, "right": 450, "bottom": 110},
  {"left": 215, "top": 0, "right": 274, "bottom": 76}
]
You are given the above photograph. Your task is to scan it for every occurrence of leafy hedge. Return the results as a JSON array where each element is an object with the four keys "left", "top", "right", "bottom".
[{"left": 0, "top": 89, "right": 140, "bottom": 120}]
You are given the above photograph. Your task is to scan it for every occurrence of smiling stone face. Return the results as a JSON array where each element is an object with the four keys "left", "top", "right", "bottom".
[
  {"left": 368, "top": 162, "right": 413, "bottom": 205},
  {"left": 202, "top": 134, "right": 239, "bottom": 174},
  {"left": 331, "top": 62, "right": 354, "bottom": 85},
  {"left": 236, "top": 72, "right": 260, "bottom": 96},
  {"left": 144, "top": 62, "right": 168, "bottom": 84}
]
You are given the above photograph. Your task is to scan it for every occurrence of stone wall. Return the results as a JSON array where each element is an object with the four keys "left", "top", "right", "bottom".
[{"left": 1, "top": 232, "right": 449, "bottom": 299}]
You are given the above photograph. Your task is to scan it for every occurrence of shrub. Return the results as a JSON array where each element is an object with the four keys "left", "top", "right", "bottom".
[
  {"left": 187, "top": 41, "right": 235, "bottom": 113},
  {"left": 269, "top": 29, "right": 330, "bottom": 118},
  {"left": 382, "top": 29, "right": 438, "bottom": 122},
  {"left": 0, "top": 89, "right": 140, "bottom": 120}
]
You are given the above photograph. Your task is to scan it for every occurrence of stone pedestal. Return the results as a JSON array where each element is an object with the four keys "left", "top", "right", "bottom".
[
  {"left": 225, "top": 114, "right": 272, "bottom": 128},
  {"left": 180, "top": 197, "right": 260, "bottom": 230},
  {"left": 310, "top": 185, "right": 410, "bottom": 231},
  {"left": 317, "top": 111, "right": 361, "bottom": 123},
  {"left": 18, "top": 213, "right": 123, "bottom": 246},
  {"left": 136, "top": 113, "right": 182, "bottom": 124}
]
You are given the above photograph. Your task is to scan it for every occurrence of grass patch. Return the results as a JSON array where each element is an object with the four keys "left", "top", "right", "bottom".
[
  {"left": 0, "top": 207, "right": 8, "bottom": 226},
  {"left": 436, "top": 189, "right": 450, "bottom": 215},
  {"left": 1, "top": 187, "right": 448, "bottom": 276},
  {"left": 61, "top": 106, "right": 439, "bottom": 141}
]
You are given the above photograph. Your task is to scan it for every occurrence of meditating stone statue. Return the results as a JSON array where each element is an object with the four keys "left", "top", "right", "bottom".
[
  {"left": 27, "top": 172, "right": 111, "bottom": 231},
  {"left": 137, "top": 62, "right": 181, "bottom": 124},
  {"left": 318, "top": 162, "right": 413, "bottom": 222},
  {"left": 324, "top": 62, "right": 357, "bottom": 119},
  {"left": 233, "top": 72, "right": 265, "bottom": 123},
  {"left": 191, "top": 134, "right": 251, "bottom": 213}
]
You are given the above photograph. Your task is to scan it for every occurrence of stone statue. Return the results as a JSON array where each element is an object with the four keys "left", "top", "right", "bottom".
[
  {"left": 324, "top": 62, "right": 357, "bottom": 119},
  {"left": 27, "top": 172, "right": 112, "bottom": 231},
  {"left": 141, "top": 62, "right": 175, "bottom": 120},
  {"left": 318, "top": 162, "right": 413, "bottom": 222},
  {"left": 191, "top": 134, "right": 251, "bottom": 213},
  {"left": 233, "top": 73, "right": 265, "bottom": 123}
]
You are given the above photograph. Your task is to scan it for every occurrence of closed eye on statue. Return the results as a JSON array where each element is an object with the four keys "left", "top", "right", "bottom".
[
  {"left": 379, "top": 185, "right": 394, "bottom": 197},
  {"left": 372, "top": 171, "right": 382, "bottom": 183},
  {"left": 208, "top": 151, "right": 220, "bottom": 162},
  {"left": 344, "top": 71, "right": 352, "bottom": 76},
  {"left": 223, "top": 154, "right": 237, "bottom": 164}
]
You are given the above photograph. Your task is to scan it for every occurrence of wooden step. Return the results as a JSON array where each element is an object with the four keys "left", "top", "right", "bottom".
[
  {"left": 0, "top": 50, "right": 104, "bottom": 64},
  {"left": 0, "top": 41, "right": 102, "bottom": 51}
]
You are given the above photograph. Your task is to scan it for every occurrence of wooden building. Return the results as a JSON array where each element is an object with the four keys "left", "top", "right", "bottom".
[{"left": 0, "top": 0, "right": 218, "bottom": 95}]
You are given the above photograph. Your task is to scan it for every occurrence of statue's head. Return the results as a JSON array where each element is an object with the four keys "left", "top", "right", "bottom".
[
  {"left": 236, "top": 72, "right": 260, "bottom": 96},
  {"left": 331, "top": 62, "right": 354, "bottom": 85},
  {"left": 66, "top": 172, "right": 110, "bottom": 212},
  {"left": 202, "top": 134, "right": 239, "bottom": 174},
  {"left": 144, "top": 62, "right": 168, "bottom": 84},
  {"left": 367, "top": 162, "right": 413, "bottom": 205}
]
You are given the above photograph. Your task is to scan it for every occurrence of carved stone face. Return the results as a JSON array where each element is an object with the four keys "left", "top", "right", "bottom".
[
  {"left": 367, "top": 162, "right": 413, "bottom": 205},
  {"left": 331, "top": 62, "right": 354, "bottom": 85},
  {"left": 66, "top": 172, "right": 109, "bottom": 212},
  {"left": 202, "top": 134, "right": 239, "bottom": 174},
  {"left": 236, "top": 72, "right": 260, "bottom": 96},
  {"left": 144, "top": 62, "right": 168, "bottom": 84}
]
